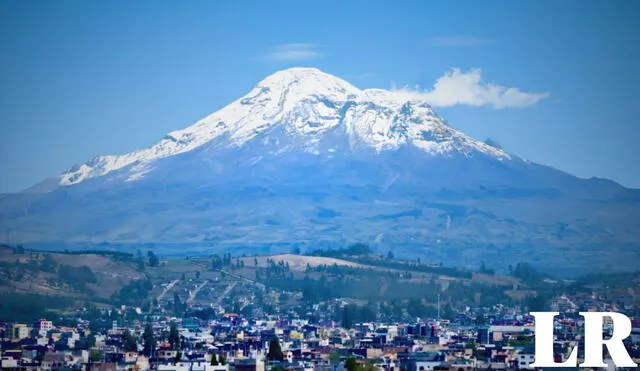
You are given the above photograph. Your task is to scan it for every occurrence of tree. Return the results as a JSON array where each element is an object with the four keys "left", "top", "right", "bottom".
[
  {"left": 121, "top": 329, "right": 138, "bottom": 352},
  {"left": 173, "top": 293, "right": 185, "bottom": 316},
  {"left": 136, "top": 250, "right": 146, "bottom": 272},
  {"left": 341, "top": 305, "right": 355, "bottom": 329},
  {"left": 322, "top": 351, "right": 338, "bottom": 365},
  {"left": 211, "top": 255, "right": 223, "bottom": 271},
  {"left": 147, "top": 251, "right": 159, "bottom": 267},
  {"left": 479, "top": 261, "right": 494, "bottom": 275},
  {"left": 513, "top": 262, "right": 544, "bottom": 283},
  {"left": 142, "top": 324, "right": 156, "bottom": 356},
  {"left": 345, "top": 357, "right": 359, "bottom": 371},
  {"left": 168, "top": 322, "right": 180, "bottom": 350},
  {"left": 267, "top": 336, "right": 284, "bottom": 361},
  {"left": 386, "top": 250, "right": 394, "bottom": 260},
  {"left": 14, "top": 244, "right": 25, "bottom": 254},
  {"left": 475, "top": 313, "right": 487, "bottom": 326},
  {"left": 442, "top": 303, "right": 455, "bottom": 320},
  {"left": 195, "top": 271, "right": 200, "bottom": 280},
  {"left": 86, "top": 334, "right": 96, "bottom": 348},
  {"left": 41, "top": 254, "right": 57, "bottom": 272},
  {"left": 525, "top": 293, "right": 550, "bottom": 311},
  {"left": 90, "top": 349, "right": 103, "bottom": 363}
]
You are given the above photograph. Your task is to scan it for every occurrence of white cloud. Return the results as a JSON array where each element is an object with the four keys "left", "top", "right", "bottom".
[
  {"left": 428, "top": 36, "right": 494, "bottom": 47},
  {"left": 393, "top": 68, "right": 550, "bottom": 109},
  {"left": 261, "top": 43, "right": 323, "bottom": 61}
]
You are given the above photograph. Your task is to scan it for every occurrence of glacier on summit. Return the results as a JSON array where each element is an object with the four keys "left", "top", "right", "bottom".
[{"left": 59, "top": 67, "right": 509, "bottom": 186}]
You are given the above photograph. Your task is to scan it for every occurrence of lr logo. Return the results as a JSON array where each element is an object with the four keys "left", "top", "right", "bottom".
[{"left": 530, "top": 312, "right": 637, "bottom": 368}]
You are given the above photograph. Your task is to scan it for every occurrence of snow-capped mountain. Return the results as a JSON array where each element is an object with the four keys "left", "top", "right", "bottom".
[
  {"left": 58, "top": 67, "right": 508, "bottom": 187},
  {"left": 2, "top": 67, "right": 639, "bottom": 275}
]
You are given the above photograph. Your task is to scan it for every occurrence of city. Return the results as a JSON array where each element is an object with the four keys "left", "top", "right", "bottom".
[{"left": 1, "top": 244, "right": 639, "bottom": 370}]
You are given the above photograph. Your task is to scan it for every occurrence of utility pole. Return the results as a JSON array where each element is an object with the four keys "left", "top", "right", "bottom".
[{"left": 437, "top": 294, "right": 440, "bottom": 321}]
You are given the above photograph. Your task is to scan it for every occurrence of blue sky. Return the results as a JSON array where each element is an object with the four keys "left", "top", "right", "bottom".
[{"left": 1, "top": 0, "right": 639, "bottom": 192}]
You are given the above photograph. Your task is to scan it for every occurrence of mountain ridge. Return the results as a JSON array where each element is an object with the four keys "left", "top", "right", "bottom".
[
  {"left": 50, "top": 67, "right": 509, "bottom": 189},
  {"left": 2, "top": 67, "right": 639, "bottom": 275}
]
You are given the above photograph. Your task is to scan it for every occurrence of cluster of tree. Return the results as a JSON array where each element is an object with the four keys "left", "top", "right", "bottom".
[
  {"left": 163, "top": 321, "right": 181, "bottom": 351},
  {"left": 252, "top": 263, "right": 517, "bottom": 321},
  {"left": 574, "top": 270, "right": 640, "bottom": 289},
  {"left": 232, "top": 258, "right": 246, "bottom": 270},
  {"left": 185, "top": 307, "right": 217, "bottom": 320},
  {"left": 511, "top": 262, "right": 546, "bottom": 285},
  {"left": 147, "top": 251, "right": 160, "bottom": 267},
  {"left": 11, "top": 244, "right": 26, "bottom": 254},
  {"left": 5, "top": 244, "right": 134, "bottom": 262},
  {"left": 210, "top": 253, "right": 234, "bottom": 270},
  {"left": 111, "top": 276, "right": 153, "bottom": 305},
  {"left": 0, "top": 253, "right": 58, "bottom": 281},
  {"left": 267, "top": 336, "right": 284, "bottom": 361},
  {"left": 210, "top": 353, "right": 227, "bottom": 366},
  {"left": 56, "top": 265, "right": 97, "bottom": 291},
  {"left": 308, "top": 243, "right": 372, "bottom": 258},
  {"left": 121, "top": 329, "right": 138, "bottom": 352},
  {"left": 340, "top": 304, "right": 376, "bottom": 328},
  {"left": 352, "top": 255, "right": 472, "bottom": 279},
  {"left": 0, "top": 293, "right": 74, "bottom": 323},
  {"left": 307, "top": 243, "right": 472, "bottom": 279},
  {"left": 263, "top": 259, "right": 292, "bottom": 280},
  {"left": 268, "top": 273, "right": 445, "bottom": 304},
  {"left": 479, "top": 261, "right": 495, "bottom": 275},
  {"left": 171, "top": 293, "right": 187, "bottom": 316},
  {"left": 0, "top": 261, "right": 30, "bottom": 281},
  {"left": 142, "top": 323, "right": 156, "bottom": 356},
  {"left": 345, "top": 357, "right": 378, "bottom": 371},
  {"left": 306, "top": 262, "right": 415, "bottom": 280},
  {"left": 524, "top": 292, "right": 551, "bottom": 311},
  {"left": 134, "top": 250, "right": 161, "bottom": 271}
]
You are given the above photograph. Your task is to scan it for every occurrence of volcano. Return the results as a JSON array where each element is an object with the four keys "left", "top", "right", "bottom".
[{"left": 2, "top": 67, "right": 638, "bottom": 274}]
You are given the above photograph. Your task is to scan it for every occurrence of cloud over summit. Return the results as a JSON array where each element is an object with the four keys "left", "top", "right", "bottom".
[
  {"left": 395, "top": 68, "right": 550, "bottom": 109},
  {"left": 261, "top": 43, "right": 323, "bottom": 61}
]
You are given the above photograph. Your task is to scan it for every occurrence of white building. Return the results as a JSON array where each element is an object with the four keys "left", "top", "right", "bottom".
[
  {"left": 157, "top": 361, "right": 230, "bottom": 371},
  {"left": 516, "top": 353, "right": 535, "bottom": 370},
  {"left": 39, "top": 319, "right": 54, "bottom": 335}
]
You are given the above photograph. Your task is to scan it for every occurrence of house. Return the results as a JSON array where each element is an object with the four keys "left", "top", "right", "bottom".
[
  {"left": 41, "top": 352, "right": 67, "bottom": 371},
  {"left": 10, "top": 324, "right": 29, "bottom": 341},
  {"left": 38, "top": 319, "right": 54, "bottom": 334},
  {"left": 86, "top": 363, "right": 118, "bottom": 371},
  {"left": 397, "top": 352, "right": 445, "bottom": 371},
  {"left": 0, "top": 356, "right": 18, "bottom": 369},
  {"left": 516, "top": 352, "right": 535, "bottom": 370},
  {"left": 234, "top": 358, "right": 265, "bottom": 371},
  {"left": 157, "top": 360, "right": 231, "bottom": 371}
]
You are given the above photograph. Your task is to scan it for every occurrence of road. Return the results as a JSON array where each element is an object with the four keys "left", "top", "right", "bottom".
[
  {"left": 214, "top": 281, "right": 238, "bottom": 306},
  {"left": 157, "top": 279, "right": 179, "bottom": 302},
  {"left": 187, "top": 280, "right": 208, "bottom": 304}
]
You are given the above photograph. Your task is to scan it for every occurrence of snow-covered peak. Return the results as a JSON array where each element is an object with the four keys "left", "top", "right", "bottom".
[
  {"left": 255, "top": 67, "right": 360, "bottom": 97},
  {"left": 58, "top": 67, "right": 511, "bottom": 186}
]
